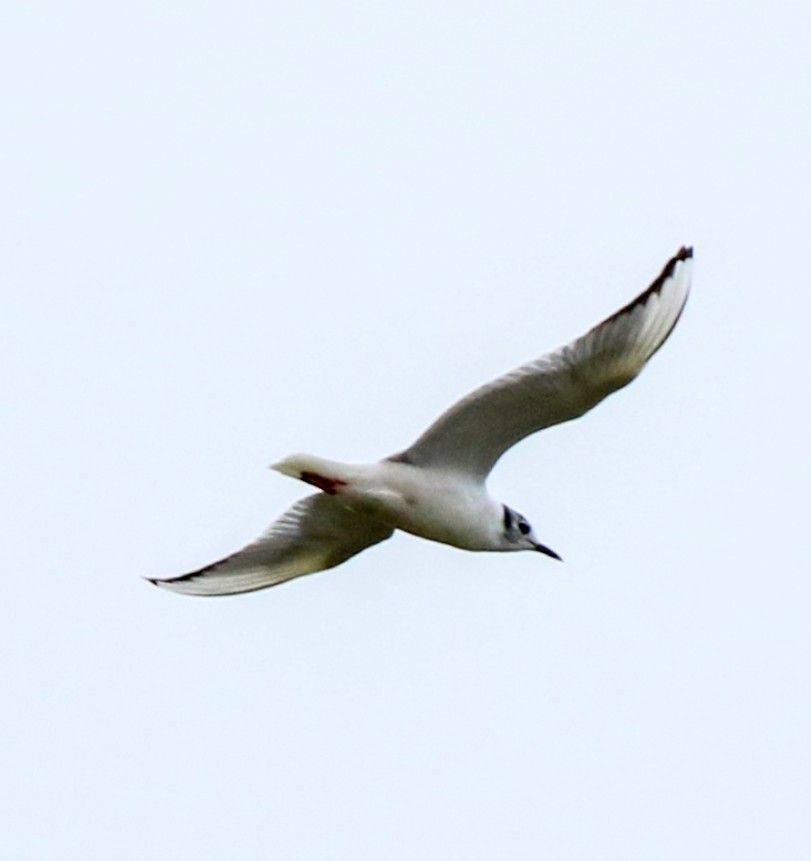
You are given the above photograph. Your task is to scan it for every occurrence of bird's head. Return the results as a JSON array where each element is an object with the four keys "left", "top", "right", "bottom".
[{"left": 500, "top": 505, "right": 562, "bottom": 560}]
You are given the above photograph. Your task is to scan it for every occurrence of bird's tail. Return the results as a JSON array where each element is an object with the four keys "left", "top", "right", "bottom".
[{"left": 271, "top": 453, "right": 360, "bottom": 495}]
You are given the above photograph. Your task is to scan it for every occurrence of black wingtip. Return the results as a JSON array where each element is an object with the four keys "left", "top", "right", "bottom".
[
  {"left": 145, "top": 574, "right": 194, "bottom": 589},
  {"left": 600, "top": 247, "right": 691, "bottom": 330},
  {"left": 657, "top": 245, "right": 693, "bottom": 288}
]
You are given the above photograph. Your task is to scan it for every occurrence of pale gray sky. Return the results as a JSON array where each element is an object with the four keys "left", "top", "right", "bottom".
[{"left": 3, "top": 1, "right": 809, "bottom": 858}]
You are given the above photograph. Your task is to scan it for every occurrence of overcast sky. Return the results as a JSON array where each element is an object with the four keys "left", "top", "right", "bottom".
[{"left": 3, "top": 1, "right": 810, "bottom": 858}]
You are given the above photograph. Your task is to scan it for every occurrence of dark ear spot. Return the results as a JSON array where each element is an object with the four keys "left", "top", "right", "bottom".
[{"left": 502, "top": 505, "right": 513, "bottom": 531}]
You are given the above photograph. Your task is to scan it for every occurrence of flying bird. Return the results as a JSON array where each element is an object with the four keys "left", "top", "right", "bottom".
[{"left": 150, "top": 247, "right": 692, "bottom": 596}]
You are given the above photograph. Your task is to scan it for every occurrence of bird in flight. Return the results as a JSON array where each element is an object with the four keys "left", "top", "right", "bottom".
[{"left": 150, "top": 247, "right": 692, "bottom": 596}]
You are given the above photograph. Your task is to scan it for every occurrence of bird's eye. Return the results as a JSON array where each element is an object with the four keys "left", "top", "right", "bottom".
[{"left": 518, "top": 521, "right": 530, "bottom": 535}]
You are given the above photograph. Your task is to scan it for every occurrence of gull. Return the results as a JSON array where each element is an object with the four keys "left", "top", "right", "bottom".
[{"left": 149, "top": 247, "right": 692, "bottom": 596}]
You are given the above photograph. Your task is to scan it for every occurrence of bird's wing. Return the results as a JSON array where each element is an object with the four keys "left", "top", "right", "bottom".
[
  {"left": 148, "top": 493, "right": 394, "bottom": 596},
  {"left": 391, "top": 247, "right": 692, "bottom": 480}
]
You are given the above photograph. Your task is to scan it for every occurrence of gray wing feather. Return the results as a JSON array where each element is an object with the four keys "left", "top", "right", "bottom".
[
  {"left": 148, "top": 494, "right": 393, "bottom": 596},
  {"left": 392, "top": 248, "right": 692, "bottom": 480}
]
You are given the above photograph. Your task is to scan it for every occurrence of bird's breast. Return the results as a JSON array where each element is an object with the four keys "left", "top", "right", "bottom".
[{"left": 360, "top": 462, "right": 497, "bottom": 550}]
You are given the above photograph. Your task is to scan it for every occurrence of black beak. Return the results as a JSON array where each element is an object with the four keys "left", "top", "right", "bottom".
[{"left": 532, "top": 541, "right": 563, "bottom": 561}]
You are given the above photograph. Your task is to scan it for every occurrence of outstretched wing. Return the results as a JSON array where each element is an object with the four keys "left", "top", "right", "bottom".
[
  {"left": 148, "top": 494, "right": 394, "bottom": 596},
  {"left": 392, "top": 247, "right": 692, "bottom": 480}
]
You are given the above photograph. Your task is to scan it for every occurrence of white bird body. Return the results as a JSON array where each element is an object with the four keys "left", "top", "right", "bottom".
[
  {"left": 274, "top": 454, "right": 503, "bottom": 551},
  {"left": 150, "top": 247, "right": 693, "bottom": 596}
]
